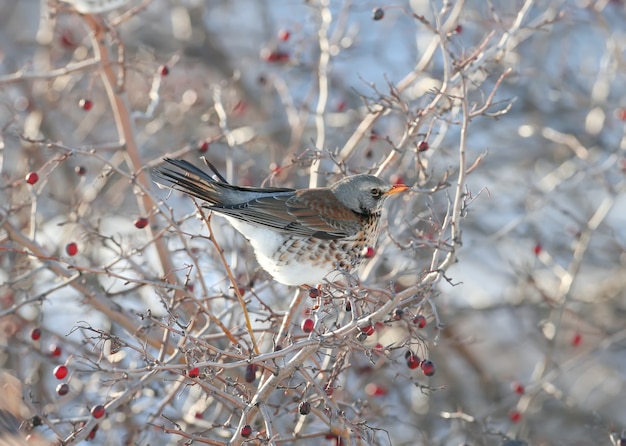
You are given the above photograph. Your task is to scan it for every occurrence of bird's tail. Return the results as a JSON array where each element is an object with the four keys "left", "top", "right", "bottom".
[
  {"left": 155, "top": 158, "right": 238, "bottom": 206},
  {"left": 155, "top": 158, "right": 292, "bottom": 206}
]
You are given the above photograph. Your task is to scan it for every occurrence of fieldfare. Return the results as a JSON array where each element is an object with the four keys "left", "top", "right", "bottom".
[{"left": 156, "top": 158, "right": 408, "bottom": 286}]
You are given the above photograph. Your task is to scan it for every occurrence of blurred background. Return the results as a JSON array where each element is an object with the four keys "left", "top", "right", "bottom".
[{"left": 1, "top": 0, "right": 625, "bottom": 445}]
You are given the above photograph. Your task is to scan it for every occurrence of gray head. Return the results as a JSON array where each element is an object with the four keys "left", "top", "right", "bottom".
[{"left": 330, "top": 174, "right": 408, "bottom": 215}]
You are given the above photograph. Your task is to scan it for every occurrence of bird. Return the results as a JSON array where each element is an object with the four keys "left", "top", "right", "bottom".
[
  {"left": 156, "top": 158, "right": 409, "bottom": 286},
  {"left": 0, "top": 372, "right": 48, "bottom": 446}
]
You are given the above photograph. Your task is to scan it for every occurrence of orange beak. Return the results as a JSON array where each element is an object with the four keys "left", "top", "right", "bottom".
[{"left": 385, "top": 184, "right": 409, "bottom": 195}]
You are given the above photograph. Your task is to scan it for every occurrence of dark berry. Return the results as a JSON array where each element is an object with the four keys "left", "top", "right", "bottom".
[
  {"left": 372, "top": 7, "right": 384, "bottom": 20},
  {"left": 298, "top": 401, "right": 311, "bottom": 415},
  {"left": 245, "top": 364, "right": 258, "bottom": 383},
  {"left": 56, "top": 383, "right": 70, "bottom": 396},
  {"left": 241, "top": 424, "right": 252, "bottom": 438}
]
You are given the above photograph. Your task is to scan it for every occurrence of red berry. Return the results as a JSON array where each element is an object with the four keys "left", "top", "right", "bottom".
[
  {"left": 511, "top": 381, "right": 525, "bottom": 395},
  {"left": 270, "top": 163, "right": 281, "bottom": 174},
  {"left": 509, "top": 409, "right": 522, "bottom": 423},
  {"left": 188, "top": 367, "right": 199, "bottom": 378},
  {"left": 278, "top": 29, "right": 290, "bottom": 41},
  {"left": 260, "top": 48, "right": 289, "bottom": 63},
  {"left": 572, "top": 332, "right": 582, "bottom": 347},
  {"left": 49, "top": 344, "right": 62, "bottom": 357},
  {"left": 134, "top": 217, "right": 148, "bottom": 229},
  {"left": 159, "top": 65, "right": 169, "bottom": 76},
  {"left": 59, "top": 29, "right": 76, "bottom": 49},
  {"left": 56, "top": 383, "right": 70, "bottom": 396},
  {"left": 361, "top": 325, "right": 375, "bottom": 336},
  {"left": 25, "top": 172, "right": 39, "bottom": 185},
  {"left": 241, "top": 424, "right": 252, "bottom": 438},
  {"left": 615, "top": 108, "right": 626, "bottom": 121},
  {"left": 372, "top": 7, "right": 384, "bottom": 20},
  {"left": 54, "top": 365, "right": 68, "bottom": 379},
  {"left": 90, "top": 404, "right": 105, "bottom": 419},
  {"left": 198, "top": 140, "right": 209, "bottom": 152},
  {"left": 418, "top": 140, "right": 429, "bottom": 152},
  {"left": 406, "top": 353, "right": 420, "bottom": 369},
  {"left": 337, "top": 101, "right": 346, "bottom": 112},
  {"left": 245, "top": 364, "right": 258, "bottom": 383},
  {"left": 365, "top": 383, "right": 387, "bottom": 396},
  {"left": 301, "top": 318, "right": 314, "bottom": 333},
  {"left": 66, "top": 242, "right": 78, "bottom": 256},
  {"left": 308, "top": 288, "right": 321, "bottom": 299},
  {"left": 74, "top": 165, "right": 87, "bottom": 176},
  {"left": 79, "top": 98, "right": 92, "bottom": 110},
  {"left": 324, "top": 384, "right": 334, "bottom": 396},
  {"left": 533, "top": 243, "right": 542, "bottom": 256},
  {"left": 413, "top": 315, "right": 427, "bottom": 328},
  {"left": 454, "top": 24, "right": 463, "bottom": 33},
  {"left": 87, "top": 425, "right": 98, "bottom": 440},
  {"left": 31, "top": 328, "right": 42, "bottom": 340},
  {"left": 390, "top": 174, "right": 404, "bottom": 186},
  {"left": 421, "top": 359, "right": 436, "bottom": 376},
  {"left": 233, "top": 100, "right": 247, "bottom": 115},
  {"left": 361, "top": 246, "right": 375, "bottom": 258},
  {"left": 298, "top": 401, "right": 311, "bottom": 415}
]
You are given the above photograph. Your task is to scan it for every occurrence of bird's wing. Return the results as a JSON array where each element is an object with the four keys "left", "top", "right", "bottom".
[{"left": 212, "top": 189, "right": 362, "bottom": 240}]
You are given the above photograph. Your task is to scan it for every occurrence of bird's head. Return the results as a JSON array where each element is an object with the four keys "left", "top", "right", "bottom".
[{"left": 330, "top": 174, "right": 409, "bottom": 215}]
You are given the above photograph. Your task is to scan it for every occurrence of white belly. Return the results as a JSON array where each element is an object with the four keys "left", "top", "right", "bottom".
[{"left": 225, "top": 217, "right": 340, "bottom": 286}]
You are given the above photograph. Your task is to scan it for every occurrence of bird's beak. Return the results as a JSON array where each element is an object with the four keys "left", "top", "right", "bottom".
[{"left": 385, "top": 184, "right": 409, "bottom": 195}]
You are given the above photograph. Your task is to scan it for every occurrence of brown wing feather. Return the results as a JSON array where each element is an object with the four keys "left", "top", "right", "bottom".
[{"left": 213, "top": 189, "right": 362, "bottom": 239}]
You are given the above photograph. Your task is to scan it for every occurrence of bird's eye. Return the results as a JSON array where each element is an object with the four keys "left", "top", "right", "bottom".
[{"left": 370, "top": 187, "right": 381, "bottom": 197}]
